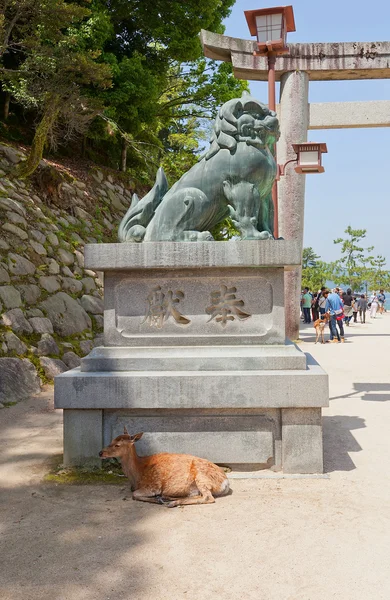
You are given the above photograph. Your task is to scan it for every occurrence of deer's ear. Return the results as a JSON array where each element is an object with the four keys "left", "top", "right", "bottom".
[
  {"left": 123, "top": 426, "right": 129, "bottom": 435},
  {"left": 131, "top": 432, "right": 143, "bottom": 442}
]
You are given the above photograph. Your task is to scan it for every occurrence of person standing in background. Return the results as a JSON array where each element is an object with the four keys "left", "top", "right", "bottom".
[
  {"left": 325, "top": 289, "right": 345, "bottom": 343},
  {"left": 342, "top": 288, "right": 354, "bottom": 326},
  {"left": 301, "top": 288, "right": 312, "bottom": 324},
  {"left": 317, "top": 286, "right": 327, "bottom": 318},
  {"left": 311, "top": 293, "right": 319, "bottom": 322},
  {"left": 357, "top": 294, "right": 367, "bottom": 323},
  {"left": 370, "top": 294, "right": 379, "bottom": 318},
  {"left": 352, "top": 297, "right": 359, "bottom": 323},
  {"left": 378, "top": 290, "right": 386, "bottom": 314}
]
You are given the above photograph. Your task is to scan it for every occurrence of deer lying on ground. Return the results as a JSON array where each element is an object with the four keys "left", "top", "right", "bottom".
[
  {"left": 99, "top": 428, "right": 230, "bottom": 508},
  {"left": 313, "top": 312, "right": 331, "bottom": 344}
]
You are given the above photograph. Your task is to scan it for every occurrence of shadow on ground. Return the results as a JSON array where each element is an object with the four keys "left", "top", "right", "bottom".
[
  {"left": 322, "top": 415, "right": 365, "bottom": 473},
  {"left": 0, "top": 392, "right": 155, "bottom": 600},
  {"left": 0, "top": 480, "right": 160, "bottom": 600},
  {"left": 330, "top": 382, "right": 390, "bottom": 403}
]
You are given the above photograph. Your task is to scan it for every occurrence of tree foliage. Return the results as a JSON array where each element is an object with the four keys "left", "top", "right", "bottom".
[
  {"left": 0, "top": 0, "right": 246, "bottom": 181},
  {"left": 302, "top": 226, "right": 390, "bottom": 294}
]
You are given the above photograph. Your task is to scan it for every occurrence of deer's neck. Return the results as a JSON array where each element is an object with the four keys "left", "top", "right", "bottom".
[{"left": 120, "top": 446, "right": 143, "bottom": 489}]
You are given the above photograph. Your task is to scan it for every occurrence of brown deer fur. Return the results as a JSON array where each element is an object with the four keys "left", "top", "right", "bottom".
[
  {"left": 313, "top": 312, "right": 331, "bottom": 344},
  {"left": 99, "top": 428, "right": 230, "bottom": 508}
]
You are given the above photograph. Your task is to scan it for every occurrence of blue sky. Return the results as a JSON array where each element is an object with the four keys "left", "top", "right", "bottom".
[{"left": 222, "top": 0, "right": 390, "bottom": 264}]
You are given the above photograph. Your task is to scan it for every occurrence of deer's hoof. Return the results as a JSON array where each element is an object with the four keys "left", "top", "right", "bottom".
[{"left": 166, "top": 501, "right": 179, "bottom": 508}]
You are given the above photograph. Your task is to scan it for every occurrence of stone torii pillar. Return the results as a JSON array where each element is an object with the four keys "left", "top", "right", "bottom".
[{"left": 201, "top": 32, "right": 390, "bottom": 339}]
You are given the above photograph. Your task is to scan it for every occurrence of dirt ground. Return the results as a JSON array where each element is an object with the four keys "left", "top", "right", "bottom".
[{"left": 1, "top": 314, "right": 390, "bottom": 600}]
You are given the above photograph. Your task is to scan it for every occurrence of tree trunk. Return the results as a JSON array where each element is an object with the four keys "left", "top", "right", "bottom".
[
  {"left": 120, "top": 138, "right": 128, "bottom": 172},
  {"left": 17, "top": 93, "right": 61, "bottom": 179},
  {"left": 4, "top": 92, "right": 10, "bottom": 120}
]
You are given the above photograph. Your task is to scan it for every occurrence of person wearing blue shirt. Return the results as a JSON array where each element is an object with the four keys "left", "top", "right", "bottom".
[{"left": 324, "top": 289, "right": 344, "bottom": 343}]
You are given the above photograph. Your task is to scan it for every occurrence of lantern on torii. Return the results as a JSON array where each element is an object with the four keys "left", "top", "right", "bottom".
[{"left": 244, "top": 5, "right": 296, "bottom": 55}]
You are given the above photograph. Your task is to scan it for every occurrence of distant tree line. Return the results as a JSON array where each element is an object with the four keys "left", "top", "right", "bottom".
[
  {"left": 302, "top": 226, "right": 390, "bottom": 293},
  {"left": 0, "top": 0, "right": 247, "bottom": 182}
]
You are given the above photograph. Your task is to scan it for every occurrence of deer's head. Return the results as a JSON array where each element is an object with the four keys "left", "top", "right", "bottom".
[{"left": 99, "top": 427, "right": 143, "bottom": 459}]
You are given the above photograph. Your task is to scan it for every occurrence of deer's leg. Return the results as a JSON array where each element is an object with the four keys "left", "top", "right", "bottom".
[
  {"left": 132, "top": 488, "right": 164, "bottom": 504},
  {"left": 166, "top": 483, "right": 215, "bottom": 508}
]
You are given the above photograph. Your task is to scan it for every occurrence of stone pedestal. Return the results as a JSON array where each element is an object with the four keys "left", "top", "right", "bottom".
[{"left": 54, "top": 240, "right": 328, "bottom": 473}]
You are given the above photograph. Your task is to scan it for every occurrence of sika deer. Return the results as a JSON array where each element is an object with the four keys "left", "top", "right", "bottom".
[{"left": 99, "top": 428, "right": 230, "bottom": 508}]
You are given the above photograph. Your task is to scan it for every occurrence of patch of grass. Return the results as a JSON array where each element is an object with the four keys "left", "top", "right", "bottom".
[
  {"left": 2, "top": 401, "right": 18, "bottom": 407},
  {"left": 44, "top": 455, "right": 126, "bottom": 485}
]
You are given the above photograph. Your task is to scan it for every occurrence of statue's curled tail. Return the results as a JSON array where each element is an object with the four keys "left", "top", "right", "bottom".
[{"left": 118, "top": 168, "right": 168, "bottom": 242}]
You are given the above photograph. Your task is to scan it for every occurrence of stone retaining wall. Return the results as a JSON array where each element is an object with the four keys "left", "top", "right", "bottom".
[{"left": 0, "top": 143, "right": 133, "bottom": 407}]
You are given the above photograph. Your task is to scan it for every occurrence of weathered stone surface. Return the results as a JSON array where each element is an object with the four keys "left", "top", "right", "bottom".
[
  {"left": 30, "top": 229, "right": 46, "bottom": 244},
  {"left": 26, "top": 308, "right": 44, "bottom": 318},
  {"left": 40, "top": 356, "right": 68, "bottom": 379},
  {"left": 0, "top": 144, "right": 23, "bottom": 164},
  {"left": 61, "top": 266, "right": 74, "bottom": 278},
  {"left": 0, "top": 264, "right": 10, "bottom": 284},
  {"left": 79, "top": 340, "right": 93, "bottom": 355},
  {"left": 80, "top": 294, "right": 103, "bottom": 314},
  {"left": 28, "top": 317, "right": 54, "bottom": 334},
  {"left": 85, "top": 240, "right": 301, "bottom": 271},
  {"left": 63, "top": 409, "right": 102, "bottom": 467},
  {"left": 57, "top": 248, "right": 74, "bottom": 266},
  {"left": 8, "top": 253, "right": 36, "bottom": 275},
  {"left": 62, "top": 277, "right": 83, "bottom": 294},
  {"left": 3, "top": 331, "right": 27, "bottom": 354},
  {"left": 48, "top": 259, "right": 60, "bottom": 275},
  {"left": 62, "top": 351, "right": 81, "bottom": 369},
  {"left": 74, "top": 206, "right": 89, "bottom": 220},
  {"left": 37, "top": 333, "right": 59, "bottom": 356},
  {"left": 74, "top": 250, "right": 84, "bottom": 268},
  {"left": 81, "top": 277, "right": 96, "bottom": 293},
  {"left": 40, "top": 292, "right": 91, "bottom": 336},
  {"left": 66, "top": 215, "right": 79, "bottom": 226},
  {"left": 0, "top": 285, "right": 22, "bottom": 309},
  {"left": 2, "top": 222, "right": 28, "bottom": 240},
  {"left": 74, "top": 181, "right": 86, "bottom": 190},
  {"left": 0, "top": 358, "right": 40, "bottom": 403},
  {"left": 56, "top": 360, "right": 329, "bottom": 410},
  {"left": 1, "top": 308, "right": 32, "bottom": 333},
  {"left": 107, "top": 189, "right": 126, "bottom": 211},
  {"left": 6, "top": 211, "right": 28, "bottom": 228},
  {"left": 30, "top": 240, "right": 47, "bottom": 256},
  {"left": 17, "top": 284, "right": 41, "bottom": 305},
  {"left": 0, "top": 239, "right": 10, "bottom": 250},
  {"left": 47, "top": 233, "right": 59, "bottom": 246},
  {"left": 70, "top": 232, "right": 84, "bottom": 244},
  {"left": 282, "top": 408, "right": 324, "bottom": 473},
  {"left": 39, "top": 276, "right": 61, "bottom": 293}
]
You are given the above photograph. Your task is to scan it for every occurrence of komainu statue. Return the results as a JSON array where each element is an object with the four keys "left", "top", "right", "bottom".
[{"left": 118, "top": 93, "right": 280, "bottom": 243}]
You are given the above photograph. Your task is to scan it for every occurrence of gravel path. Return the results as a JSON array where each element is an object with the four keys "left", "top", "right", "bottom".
[{"left": 1, "top": 314, "right": 389, "bottom": 600}]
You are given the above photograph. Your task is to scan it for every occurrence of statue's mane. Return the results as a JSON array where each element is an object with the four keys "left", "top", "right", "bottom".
[{"left": 205, "top": 93, "right": 280, "bottom": 161}]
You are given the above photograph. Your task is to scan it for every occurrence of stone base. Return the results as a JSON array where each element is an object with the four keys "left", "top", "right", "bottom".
[{"left": 55, "top": 350, "right": 328, "bottom": 473}]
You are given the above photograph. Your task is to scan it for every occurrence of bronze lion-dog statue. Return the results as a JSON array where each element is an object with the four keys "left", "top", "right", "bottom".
[{"left": 118, "top": 92, "right": 280, "bottom": 243}]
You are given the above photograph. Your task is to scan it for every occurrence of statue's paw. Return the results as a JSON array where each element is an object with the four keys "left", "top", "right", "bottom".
[
  {"left": 256, "top": 230, "right": 274, "bottom": 240},
  {"left": 126, "top": 225, "right": 146, "bottom": 243},
  {"left": 240, "top": 229, "right": 274, "bottom": 240},
  {"left": 198, "top": 231, "right": 214, "bottom": 241},
  {"left": 181, "top": 230, "right": 214, "bottom": 242}
]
